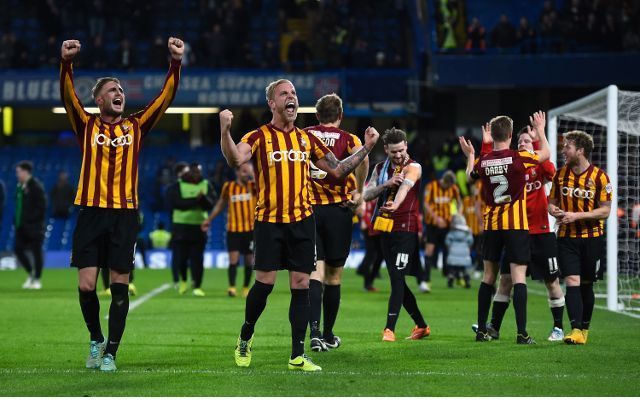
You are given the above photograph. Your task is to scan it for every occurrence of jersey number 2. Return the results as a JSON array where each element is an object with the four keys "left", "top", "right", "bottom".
[{"left": 490, "top": 175, "right": 512, "bottom": 204}]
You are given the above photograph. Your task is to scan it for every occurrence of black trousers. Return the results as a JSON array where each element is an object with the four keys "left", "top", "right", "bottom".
[
  {"left": 359, "top": 233, "right": 384, "bottom": 289},
  {"left": 171, "top": 224, "right": 207, "bottom": 288},
  {"left": 14, "top": 228, "right": 44, "bottom": 279}
]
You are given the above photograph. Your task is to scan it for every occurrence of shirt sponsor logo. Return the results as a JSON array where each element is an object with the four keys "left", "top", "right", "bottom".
[
  {"left": 561, "top": 186, "right": 594, "bottom": 199},
  {"left": 480, "top": 157, "right": 513, "bottom": 168},
  {"left": 93, "top": 133, "right": 133, "bottom": 147},
  {"left": 230, "top": 193, "right": 252, "bottom": 202},
  {"left": 433, "top": 196, "right": 452, "bottom": 204},
  {"left": 526, "top": 180, "right": 542, "bottom": 193},
  {"left": 268, "top": 150, "right": 308, "bottom": 165}
]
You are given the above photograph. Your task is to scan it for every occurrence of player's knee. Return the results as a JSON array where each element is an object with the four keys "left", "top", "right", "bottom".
[
  {"left": 498, "top": 274, "right": 512, "bottom": 289},
  {"left": 290, "top": 272, "right": 309, "bottom": 289},
  {"left": 482, "top": 270, "right": 497, "bottom": 284},
  {"left": 497, "top": 283, "right": 511, "bottom": 296},
  {"left": 79, "top": 280, "right": 96, "bottom": 292},
  {"left": 544, "top": 277, "right": 559, "bottom": 289},
  {"left": 110, "top": 270, "right": 130, "bottom": 285},
  {"left": 565, "top": 275, "right": 581, "bottom": 286},
  {"left": 325, "top": 257, "right": 346, "bottom": 268},
  {"left": 324, "top": 267, "right": 343, "bottom": 285},
  {"left": 255, "top": 270, "right": 276, "bottom": 285},
  {"left": 310, "top": 270, "right": 325, "bottom": 282}
]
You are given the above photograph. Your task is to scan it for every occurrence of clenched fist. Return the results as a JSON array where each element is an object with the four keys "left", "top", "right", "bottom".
[
  {"left": 219, "top": 109, "right": 234, "bottom": 134},
  {"left": 363, "top": 126, "right": 380, "bottom": 151},
  {"left": 168, "top": 37, "right": 184, "bottom": 60},
  {"left": 61, "top": 40, "right": 81, "bottom": 61}
]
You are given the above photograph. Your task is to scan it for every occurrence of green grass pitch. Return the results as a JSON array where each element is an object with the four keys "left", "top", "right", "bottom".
[{"left": 0, "top": 268, "right": 638, "bottom": 396}]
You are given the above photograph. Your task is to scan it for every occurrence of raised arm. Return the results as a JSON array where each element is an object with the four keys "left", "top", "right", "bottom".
[
  {"left": 459, "top": 136, "right": 476, "bottom": 179},
  {"left": 314, "top": 126, "right": 379, "bottom": 180},
  {"left": 346, "top": 140, "right": 369, "bottom": 209},
  {"left": 529, "top": 111, "right": 550, "bottom": 163},
  {"left": 380, "top": 163, "right": 422, "bottom": 213},
  {"left": 132, "top": 37, "right": 183, "bottom": 134},
  {"left": 59, "top": 39, "right": 89, "bottom": 136},
  {"left": 219, "top": 109, "right": 252, "bottom": 167}
]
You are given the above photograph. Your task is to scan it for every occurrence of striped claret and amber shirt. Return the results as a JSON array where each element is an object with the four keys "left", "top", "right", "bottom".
[
  {"left": 549, "top": 164, "right": 612, "bottom": 238},
  {"left": 473, "top": 149, "right": 539, "bottom": 231},
  {"left": 462, "top": 193, "right": 483, "bottom": 235},
  {"left": 240, "top": 124, "right": 331, "bottom": 223},
  {"left": 60, "top": 59, "right": 181, "bottom": 209},
  {"left": 423, "top": 179, "right": 461, "bottom": 226},
  {"left": 304, "top": 125, "right": 362, "bottom": 205},
  {"left": 221, "top": 180, "right": 256, "bottom": 232}
]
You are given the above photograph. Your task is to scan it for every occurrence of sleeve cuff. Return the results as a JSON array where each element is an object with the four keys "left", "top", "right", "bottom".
[
  {"left": 481, "top": 141, "right": 492, "bottom": 155},
  {"left": 170, "top": 58, "right": 182, "bottom": 67}
]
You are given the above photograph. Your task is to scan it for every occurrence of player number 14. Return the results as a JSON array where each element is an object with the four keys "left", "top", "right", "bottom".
[{"left": 395, "top": 253, "right": 409, "bottom": 269}]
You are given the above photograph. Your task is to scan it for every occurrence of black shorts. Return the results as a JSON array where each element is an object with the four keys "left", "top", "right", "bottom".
[
  {"left": 483, "top": 230, "right": 530, "bottom": 265},
  {"left": 425, "top": 224, "right": 448, "bottom": 247},
  {"left": 227, "top": 231, "right": 254, "bottom": 254},
  {"left": 499, "top": 232, "right": 559, "bottom": 281},
  {"left": 253, "top": 215, "right": 316, "bottom": 274},
  {"left": 313, "top": 204, "right": 353, "bottom": 266},
  {"left": 557, "top": 236, "right": 605, "bottom": 282},
  {"left": 380, "top": 231, "right": 419, "bottom": 280},
  {"left": 71, "top": 207, "right": 139, "bottom": 272}
]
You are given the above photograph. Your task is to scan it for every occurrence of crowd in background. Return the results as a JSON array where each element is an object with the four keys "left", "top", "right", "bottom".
[
  {"left": 0, "top": 0, "right": 410, "bottom": 71},
  {"left": 436, "top": 0, "right": 640, "bottom": 53}
]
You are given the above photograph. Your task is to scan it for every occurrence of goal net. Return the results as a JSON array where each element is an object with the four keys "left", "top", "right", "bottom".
[{"left": 548, "top": 86, "right": 640, "bottom": 315}]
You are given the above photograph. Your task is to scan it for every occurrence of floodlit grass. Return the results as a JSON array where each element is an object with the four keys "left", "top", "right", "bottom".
[{"left": 0, "top": 268, "right": 638, "bottom": 396}]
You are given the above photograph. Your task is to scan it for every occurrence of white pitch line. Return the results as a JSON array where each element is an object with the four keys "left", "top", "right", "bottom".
[
  {"left": 105, "top": 283, "right": 171, "bottom": 320},
  {"left": 527, "top": 287, "right": 640, "bottom": 320}
]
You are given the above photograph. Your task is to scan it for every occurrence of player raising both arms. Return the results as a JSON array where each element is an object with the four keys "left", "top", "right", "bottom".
[
  {"left": 220, "top": 79, "right": 378, "bottom": 372},
  {"left": 60, "top": 37, "right": 183, "bottom": 371}
]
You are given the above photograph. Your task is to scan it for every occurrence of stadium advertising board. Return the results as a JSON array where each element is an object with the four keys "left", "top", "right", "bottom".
[{"left": 0, "top": 71, "right": 340, "bottom": 106}]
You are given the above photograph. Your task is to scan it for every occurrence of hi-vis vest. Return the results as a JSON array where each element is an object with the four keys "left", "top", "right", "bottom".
[{"left": 172, "top": 180, "right": 208, "bottom": 225}]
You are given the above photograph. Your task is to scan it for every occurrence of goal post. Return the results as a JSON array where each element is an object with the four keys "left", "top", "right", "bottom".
[{"left": 548, "top": 85, "right": 640, "bottom": 314}]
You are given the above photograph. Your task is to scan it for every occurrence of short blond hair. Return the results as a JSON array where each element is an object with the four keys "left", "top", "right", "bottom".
[
  {"left": 265, "top": 79, "right": 293, "bottom": 102},
  {"left": 92, "top": 77, "right": 120, "bottom": 99}
]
